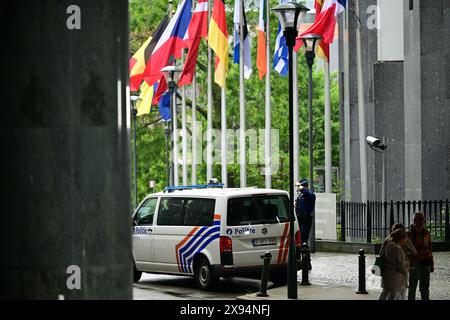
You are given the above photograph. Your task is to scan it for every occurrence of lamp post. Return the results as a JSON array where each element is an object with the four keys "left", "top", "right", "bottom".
[
  {"left": 161, "top": 65, "right": 183, "bottom": 187},
  {"left": 301, "top": 33, "right": 322, "bottom": 253},
  {"left": 273, "top": 1, "right": 309, "bottom": 300},
  {"left": 130, "top": 95, "right": 140, "bottom": 209}
]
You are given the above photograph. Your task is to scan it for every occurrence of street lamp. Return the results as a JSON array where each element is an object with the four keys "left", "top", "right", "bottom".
[
  {"left": 130, "top": 95, "right": 140, "bottom": 209},
  {"left": 161, "top": 65, "right": 183, "bottom": 187},
  {"left": 273, "top": 1, "right": 309, "bottom": 300},
  {"left": 366, "top": 136, "right": 387, "bottom": 202},
  {"left": 300, "top": 33, "right": 322, "bottom": 253}
]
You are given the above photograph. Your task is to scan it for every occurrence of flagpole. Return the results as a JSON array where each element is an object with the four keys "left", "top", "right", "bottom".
[
  {"left": 264, "top": 0, "right": 271, "bottom": 189},
  {"left": 173, "top": 85, "right": 179, "bottom": 187},
  {"left": 207, "top": 0, "right": 213, "bottom": 183},
  {"left": 343, "top": 3, "right": 351, "bottom": 201},
  {"left": 293, "top": 51, "right": 299, "bottom": 186},
  {"left": 181, "top": 50, "right": 188, "bottom": 186},
  {"left": 355, "top": 0, "right": 368, "bottom": 202},
  {"left": 239, "top": 0, "right": 246, "bottom": 188},
  {"left": 221, "top": 87, "right": 227, "bottom": 187},
  {"left": 192, "top": 74, "right": 197, "bottom": 185},
  {"left": 324, "top": 61, "right": 332, "bottom": 193}
]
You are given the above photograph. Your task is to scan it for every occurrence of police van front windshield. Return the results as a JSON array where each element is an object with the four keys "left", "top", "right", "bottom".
[{"left": 227, "top": 195, "right": 289, "bottom": 226}]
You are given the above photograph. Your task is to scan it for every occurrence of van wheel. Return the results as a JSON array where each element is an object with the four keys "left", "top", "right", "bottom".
[
  {"left": 195, "top": 257, "right": 218, "bottom": 290},
  {"left": 133, "top": 263, "right": 142, "bottom": 283}
]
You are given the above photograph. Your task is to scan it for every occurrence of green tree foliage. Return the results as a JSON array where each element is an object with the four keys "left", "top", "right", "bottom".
[{"left": 129, "top": 0, "right": 341, "bottom": 205}]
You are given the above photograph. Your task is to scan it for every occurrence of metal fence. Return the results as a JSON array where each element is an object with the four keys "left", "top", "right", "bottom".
[{"left": 337, "top": 200, "right": 450, "bottom": 243}]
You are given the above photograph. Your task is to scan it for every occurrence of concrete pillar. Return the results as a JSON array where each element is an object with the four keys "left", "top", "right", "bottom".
[
  {"left": 0, "top": 1, "right": 132, "bottom": 299},
  {"left": 373, "top": 62, "right": 405, "bottom": 201}
]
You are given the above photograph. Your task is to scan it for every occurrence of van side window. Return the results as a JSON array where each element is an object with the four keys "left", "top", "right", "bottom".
[
  {"left": 135, "top": 198, "right": 157, "bottom": 225},
  {"left": 157, "top": 198, "right": 215, "bottom": 226},
  {"left": 227, "top": 195, "right": 289, "bottom": 226}
]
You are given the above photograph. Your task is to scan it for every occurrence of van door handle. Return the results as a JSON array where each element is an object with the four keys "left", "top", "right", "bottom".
[{"left": 148, "top": 228, "right": 153, "bottom": 233}]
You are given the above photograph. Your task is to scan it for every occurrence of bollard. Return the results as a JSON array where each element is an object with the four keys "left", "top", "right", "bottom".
[
  {"left": 356, "top": 249, "right": 368, "bottom": 294},
  {"left": 300, "top": 243, "right": 311, "bottom": 286},
  {"left": 256, "top": 251, "right": 272, "bottom": 297}
]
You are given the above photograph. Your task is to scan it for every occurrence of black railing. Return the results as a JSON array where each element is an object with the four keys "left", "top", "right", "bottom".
[{"left": 337, "top": 199, "right": 450, "bottom": 243}]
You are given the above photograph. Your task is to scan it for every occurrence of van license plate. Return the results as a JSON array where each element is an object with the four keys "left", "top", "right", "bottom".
[{"left": 252, "top": 237, "right": 277, "bottom": 247}]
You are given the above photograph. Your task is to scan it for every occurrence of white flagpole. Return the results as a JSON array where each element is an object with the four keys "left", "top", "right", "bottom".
[
  {"left": 207, "top": 0, "right": 213, "bottom": 182},
  {"left": 343, "top": 4, "right": 351, "bottom": 201},
  {"left": 324, "top": 61, "right": 332, "bottom": 193},
  {"left": 355, "top": 0, "right": 368, "bottom": 202},
  {"left": 181, "top": 51, "right": 188, "bottom": 186},
  {"left": 192, "top": 75, "right": 197, "bottom": 185},
  {"left": 173, "top": 87, "right": 179, "bottom": 187},
  {"left": 239, "top": 0, "right": 246, "bottom": 188},
  {"left": 293, "top": 51, "right": 299, "bottom": 185},
  {"left": 221, "top": 87, "right": 227, "bottom": 186},
  {"left": 264, "top": 0, "right": 271, "bottom": 189}
]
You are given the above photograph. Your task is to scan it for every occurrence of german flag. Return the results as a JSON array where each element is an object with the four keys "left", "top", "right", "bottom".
[
  {"left": 208, "top": 0, "right": 228, "bottom": 87},
  {"left": 129, "top": 16, "right": 169, "bottom": 92}
]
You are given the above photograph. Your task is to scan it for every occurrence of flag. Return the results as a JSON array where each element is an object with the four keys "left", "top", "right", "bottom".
[
  {"left": 208, "top": 0, "right": 229, "bottom": 87},
  {"left": 256, "top": 0, "right": 267, "bottom": 80},
  {"left": 158, "top": 92, "right": 171, "bottom": 121},
  {"left": 129, "top": 16, "right": 169, "bottom": 92},
  {"left": 152, "top": 76, "right": 168, "bottom": 105},
  {"left": 179, "top": 0, "right": 209, "bottom": 87},
  {"left": 233, "top": 0, "right": 252, "bottom": 79},
  {"left": 273, "top": 0, "right": 288, "bottom": 76},
  {"left": 296, "top": 0, "right": 347, "bottom": 60},
  {"left": 136, "top": 81, "right": 158, "bottom": 116},
  {"left": 142, "top": 0, "right": 192, "bottom": 87}
]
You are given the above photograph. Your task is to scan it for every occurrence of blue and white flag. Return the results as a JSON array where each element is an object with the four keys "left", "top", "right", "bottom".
[
  {"left": 273, "top": 0, "right": 288, "bottom": 76},
  {"left": 233, "top": 0, "right": 252, "bottom": 79}
]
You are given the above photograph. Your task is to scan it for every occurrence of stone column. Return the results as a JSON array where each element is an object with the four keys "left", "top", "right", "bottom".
[{"left": 0, "top": 1, "right": 132, "bottom": 299}]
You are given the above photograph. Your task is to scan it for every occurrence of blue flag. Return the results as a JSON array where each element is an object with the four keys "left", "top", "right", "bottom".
[
  {"left": 273, "top": 0, "right": 288, "bottom": 76},
  {"left": 158, "top": 92, "right": 171, "bottom": 121}
]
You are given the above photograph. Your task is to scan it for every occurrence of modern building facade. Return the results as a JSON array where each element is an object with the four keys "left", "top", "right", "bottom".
[{"left": 338, "top": 0, "right": 450, "bottom": 202}]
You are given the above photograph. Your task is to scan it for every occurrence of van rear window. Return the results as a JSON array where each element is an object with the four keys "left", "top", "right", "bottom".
[
  {"left": 157, "top": 197, "right": 216, "bottom": 226},
  {"left": 227, "top": 195, "right": 289, "bottom": 226}
]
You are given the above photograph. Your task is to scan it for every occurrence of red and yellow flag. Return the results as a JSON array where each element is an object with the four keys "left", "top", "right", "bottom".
[{"left": 208, "top": 0, "right": 228, "bottom": 87}]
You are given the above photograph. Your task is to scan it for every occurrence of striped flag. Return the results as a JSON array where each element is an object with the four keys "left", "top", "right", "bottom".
[
  {"left": 136, "top": 81, "right": 158, "bottom": 116},
  {"left": 142, "top": 0, "right": 192, "bottom": 87},
  {"left": 273, "top": 0, "right": 288, "bottom": 76},
  {"left": 179, "top": 0, "right": 209, "bottom": 87},
  {"left": 129, "top": 16, "right": 169, "bottom": 92},
  {"left": 256, "top": 0, "right": 267, "bottom": 80},
  {"left": 208, "top": 0, "right": 229, "bottom": 87},
  {"left": 233, "top": 0, "right": 252, "bottom": 79},
  {"left": 296, "top": 0, "right": 347, "bottom": 60}
]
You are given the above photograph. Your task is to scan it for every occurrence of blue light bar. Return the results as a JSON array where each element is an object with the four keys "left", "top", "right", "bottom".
[{"left": 164, "top": 183, "right": 225, "bottom": 193}]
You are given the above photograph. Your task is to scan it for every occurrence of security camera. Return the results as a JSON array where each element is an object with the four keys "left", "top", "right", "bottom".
[{"left": 366, "top": 136, "right": 386, "bottom": 151}]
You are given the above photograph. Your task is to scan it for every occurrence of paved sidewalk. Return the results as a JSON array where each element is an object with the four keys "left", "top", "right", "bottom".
[
  {"left": 238, "top": 251, "right": 450, "bottom": 300},
  {"left": 238, "top": 282, "right": 381, "bottom": 300}
]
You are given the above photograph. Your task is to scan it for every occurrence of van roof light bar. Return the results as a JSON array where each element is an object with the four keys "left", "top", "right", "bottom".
[{"left": 164, "top": 183, "right": 225, "bottom": 193}]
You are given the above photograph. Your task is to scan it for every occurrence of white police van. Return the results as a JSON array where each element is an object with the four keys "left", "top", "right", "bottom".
[{"left": 132, "top": 183, "right": 301, "bottom": 290}]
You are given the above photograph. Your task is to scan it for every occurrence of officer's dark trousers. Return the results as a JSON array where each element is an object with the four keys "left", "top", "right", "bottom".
[{"left": 298, "top": 215, "right": 312, "bottom": 245}]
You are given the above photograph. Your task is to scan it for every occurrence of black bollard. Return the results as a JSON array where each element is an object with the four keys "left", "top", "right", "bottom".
[
  {"left": 300, "top": 243, "right": 311, "bottom": 286},
  {"left": 257, "top": 251, "right": 272, "bottom": 297},
  {"left": 356, "top": 249, "right": 368, "bottom": 294}
]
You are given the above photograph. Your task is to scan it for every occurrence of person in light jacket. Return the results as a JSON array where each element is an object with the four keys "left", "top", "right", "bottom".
[{"left": 379, "top": 228, "right": 409, "bottom": 300}]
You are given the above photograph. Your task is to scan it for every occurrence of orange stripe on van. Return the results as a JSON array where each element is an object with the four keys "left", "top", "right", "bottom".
[
  {"left": 281, "top": 230, "right": 290, "bottom": 264},
  {"left": 175, "top": 226, "right": 200, "bottom": 272},
  {"left": 277, "top": 223, "right": 289, "bottom": 264},
  {"left": 214, "top": 214, "right": 221, "bottom": 220}
]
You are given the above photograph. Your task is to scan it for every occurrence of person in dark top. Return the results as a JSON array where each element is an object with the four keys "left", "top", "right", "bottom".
[
  {"left": 295, "top": 178, "right": 316, "bottom": 246},
  {"left": 407, "top": 212, "right": 434, "bottom": 300}
]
